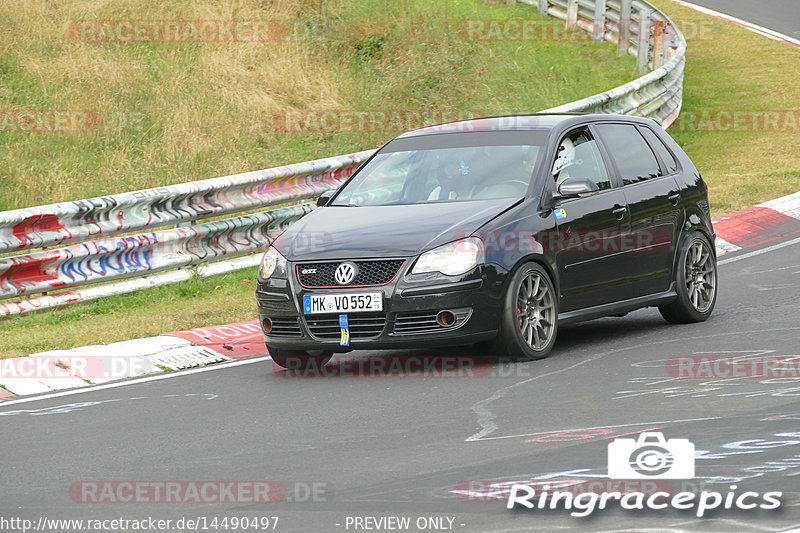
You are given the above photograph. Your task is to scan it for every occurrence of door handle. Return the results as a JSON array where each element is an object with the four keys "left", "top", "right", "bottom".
[
  {"left": 612, "top": 205, "right": 627, "bottom": 219},
  {"left": 668, "top": 190, "right": 680, "bottom": 205}
]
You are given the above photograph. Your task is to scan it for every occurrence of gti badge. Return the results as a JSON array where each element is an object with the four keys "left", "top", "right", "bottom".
[{"left": 334, "top": 262, "right": 358, "bottom": 285}]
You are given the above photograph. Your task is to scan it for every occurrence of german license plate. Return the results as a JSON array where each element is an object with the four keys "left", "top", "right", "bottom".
[{"left": 303, "top": 293, "right": 383, "bottom": 314}]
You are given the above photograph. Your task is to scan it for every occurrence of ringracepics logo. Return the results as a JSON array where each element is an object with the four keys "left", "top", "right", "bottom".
[
  {"left": 506, "top": 432, "right": 782, "bottom": 517},
  {"left": 608, "top": 432, "right": 694, "bottom": 479}
]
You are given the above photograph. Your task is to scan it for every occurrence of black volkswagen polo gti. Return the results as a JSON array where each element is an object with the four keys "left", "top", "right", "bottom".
[{"left": 257, "top": 114, "right": 717, "bottom": 369}]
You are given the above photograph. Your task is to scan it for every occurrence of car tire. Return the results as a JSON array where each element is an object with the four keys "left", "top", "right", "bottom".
[
  {"left": 268, "top": 346, "right": 332, "bottom": 371},
  {"left": 493, "top": 262, "right": 558, "bottom": 361},
  {"left": 659, "top": 231, "right": 718, "bottom": 324}
]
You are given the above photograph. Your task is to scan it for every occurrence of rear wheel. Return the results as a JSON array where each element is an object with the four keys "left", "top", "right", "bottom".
[
  {"left": 493, "top": 262, "right": 558, "bottom": 361},
  {"left": 659, "top": 232, "right": 717, "bottom": 324},
  {"left": 268, "top": 346, "right": 332, "bottom": 371}
]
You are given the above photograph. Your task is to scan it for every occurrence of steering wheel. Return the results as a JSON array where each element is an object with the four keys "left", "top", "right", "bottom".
[{"left": 472, "top": 179, "right": 529, "bottom": 199}]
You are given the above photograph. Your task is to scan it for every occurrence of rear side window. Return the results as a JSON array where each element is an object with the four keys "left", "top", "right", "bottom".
[
  {"left": 639, "top": 126, "right": 679, "bottom": 174},
  {"left": 594, "top": 124, "right": 661, "bottom": 185}
]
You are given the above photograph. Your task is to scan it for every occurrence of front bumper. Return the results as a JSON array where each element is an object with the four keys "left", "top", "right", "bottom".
[{"left": 256, "top": 260, "right": 507, "bottom": 352}]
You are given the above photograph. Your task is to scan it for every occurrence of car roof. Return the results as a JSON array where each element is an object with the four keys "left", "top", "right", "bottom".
[{"left": 395, "top": 113, "right": 660, "bottom": 139}]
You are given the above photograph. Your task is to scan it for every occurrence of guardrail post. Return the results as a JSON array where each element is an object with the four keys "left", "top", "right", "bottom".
[
  {"left": 593, "top": 0, "right": 607, "bottom": 43},
  {"left": 664, "top": 23, "right": 676, "bottom": 62},
  {"left": 538, "top": 0, "right": 548, "bottom": 14},
  {"left": 618, "top": 0, "right": 632, "bottom": 57},
  {"left": 636, "top": 9, "right": 653, "bottom": 74},
  {"left": 566, "top": 0, "right": 579, "bottom": 30},
  {"left": 653, "top": 19, "right": 666, "bottom": 69}
]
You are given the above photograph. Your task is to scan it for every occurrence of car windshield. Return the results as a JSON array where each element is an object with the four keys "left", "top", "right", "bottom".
[{"left": 330, "top": 131, "right": 546, "bottom": 206}]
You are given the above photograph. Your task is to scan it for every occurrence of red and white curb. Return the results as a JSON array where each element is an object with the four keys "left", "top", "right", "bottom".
[
  {"left": 0, "top": 336, "right": 234, "bottom": 397},
  {"left": 671, "top": 0, "right": 800, "bottom": 49},
  {"left": 713, "top": 192, "right": 800, "bottom": 256},
  {"left": 2, "top": 192, "right": 800, "bottom": 401}
]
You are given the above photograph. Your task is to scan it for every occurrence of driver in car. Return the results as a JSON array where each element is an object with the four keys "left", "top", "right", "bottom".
[{"left": 428, "top": 159, "right": 473, "bottom": 201}]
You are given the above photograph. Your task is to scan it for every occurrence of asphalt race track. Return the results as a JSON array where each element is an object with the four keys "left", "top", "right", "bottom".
[{"left": 679, "top": 0, "right": 800, "bottom": 40}]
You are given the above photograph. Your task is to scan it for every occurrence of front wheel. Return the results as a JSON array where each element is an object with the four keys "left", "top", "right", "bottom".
[
  {"left": 493, "top": 262, "right": 558, "bottom": 361},
  {"left": 659, "top": 232, "right": 718, "bottom": 324},
  {"left": 268, "top": 346, "right": 332, "bottom": 371}
]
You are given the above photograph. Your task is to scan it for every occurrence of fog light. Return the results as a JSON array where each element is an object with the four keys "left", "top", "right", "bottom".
[
  {"left": 262, "top": 318, "right": 273, "bottom": 333},
  {"left": 436, "top": 310, "right": 456, "bottom": 327}
]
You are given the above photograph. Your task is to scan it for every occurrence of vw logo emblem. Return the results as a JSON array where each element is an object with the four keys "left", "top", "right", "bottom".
[{"left": 334, "top": 262, "right": 358, "bottom": 285}]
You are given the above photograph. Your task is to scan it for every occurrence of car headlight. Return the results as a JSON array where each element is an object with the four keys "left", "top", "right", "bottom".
[
  {"left": 259, "top": 246, "right": 288, "bottom": 279},
  {"left": 411, "top": 237, "right": 484, "bottom": 276}
]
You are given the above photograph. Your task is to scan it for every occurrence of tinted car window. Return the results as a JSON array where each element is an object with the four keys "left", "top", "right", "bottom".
[
  {"left": 332, "top": 131, "right": 545, "bottom": 206},
  {"left": 595, "top": 124, "right": 661, "bottom": 185},
  {"left": 639, "top": 126, "right": 679, "bottom": 174},
  {"left": 553, "top": 130, "right": 611, "bottom": 191}
]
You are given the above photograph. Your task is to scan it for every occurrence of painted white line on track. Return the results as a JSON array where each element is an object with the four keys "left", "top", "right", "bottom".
[
  {"left": 0, "top": 356, "right": 270, "bottom": 408},
  {"left": 471, "top": 416, "right": 721, "bottom": 442},
  {"left": 719, "top": 236, "right": 800, "bottom": 266},
  {"left": 671, "top": 0, "right": 800, "bottom": 48}
]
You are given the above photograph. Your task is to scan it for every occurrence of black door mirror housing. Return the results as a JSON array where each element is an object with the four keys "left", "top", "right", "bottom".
[
  {"left": 317, "top": 190, "right": 336, "bottom": 207},
  {"left": 554, "top": 178, "right": 600, "bottom": 200}
]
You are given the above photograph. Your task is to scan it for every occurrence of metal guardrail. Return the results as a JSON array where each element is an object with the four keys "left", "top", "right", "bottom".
[
  {"left": 538, "top": 0, "right": 686, "bottom": 127},
  {"left": 0, "top": 0, "right": 685, "bottom": 316}
]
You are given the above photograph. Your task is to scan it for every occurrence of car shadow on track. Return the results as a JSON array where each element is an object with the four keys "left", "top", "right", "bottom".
[{"left": 267, "top": 310, "right": 682, "bottom": 379}]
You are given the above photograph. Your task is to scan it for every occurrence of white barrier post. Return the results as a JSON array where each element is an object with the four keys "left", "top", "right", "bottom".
[
  {"left": 594, "top": 0, "right": 607, "bottom": 43},
  {"left": 653, "top": 19, "right": 666, "bottom": 69},
  {"left": 538, "top": 0, "right": 548, "bottom": 14},
  {"left": 637, "top": 9, "right": 653, "bottom": 74},
  {"left": 618, "top": 0, "right": 632, "bottom": 57},
  {"left": 566, "top": 0, "right": 579, "bottom": 30}
]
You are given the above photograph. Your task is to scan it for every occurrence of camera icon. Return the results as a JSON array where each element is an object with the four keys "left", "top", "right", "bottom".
[{"left": 608, "top": 432, "right": 695, "bottom": 479}]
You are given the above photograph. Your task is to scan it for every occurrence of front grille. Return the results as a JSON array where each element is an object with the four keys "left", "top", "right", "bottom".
[
  {"left": 305, "top": 313, "right": 387, "bottom": 340},
  {"left": 394, "top": 311, "right": 442, "bottom": 334},
  {"left": 267, "top": 317, "right": 302, "bottom": 337},
  {"left": 297, "top": 260, "right": 405, "bottom": 288}
]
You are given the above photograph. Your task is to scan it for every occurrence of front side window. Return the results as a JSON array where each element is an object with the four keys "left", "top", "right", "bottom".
[
  {"left": 331, "top": 131, "right": 545, "bottom": 206},
  {"left": 552, "top": 128, "right": 611, "bottom": 191}
]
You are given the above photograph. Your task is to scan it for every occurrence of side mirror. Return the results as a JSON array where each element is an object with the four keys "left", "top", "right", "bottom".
[
  {"left": 553, "top": 178, "right": 600, "bottom": 200},
  {"left": 316, "top": 190, "right": 336, "bottom": 207}
]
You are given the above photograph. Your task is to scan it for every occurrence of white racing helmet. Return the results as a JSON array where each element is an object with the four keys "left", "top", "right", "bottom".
[{"left": 552, "top": 137, "right": 575, "bottom": 176}]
